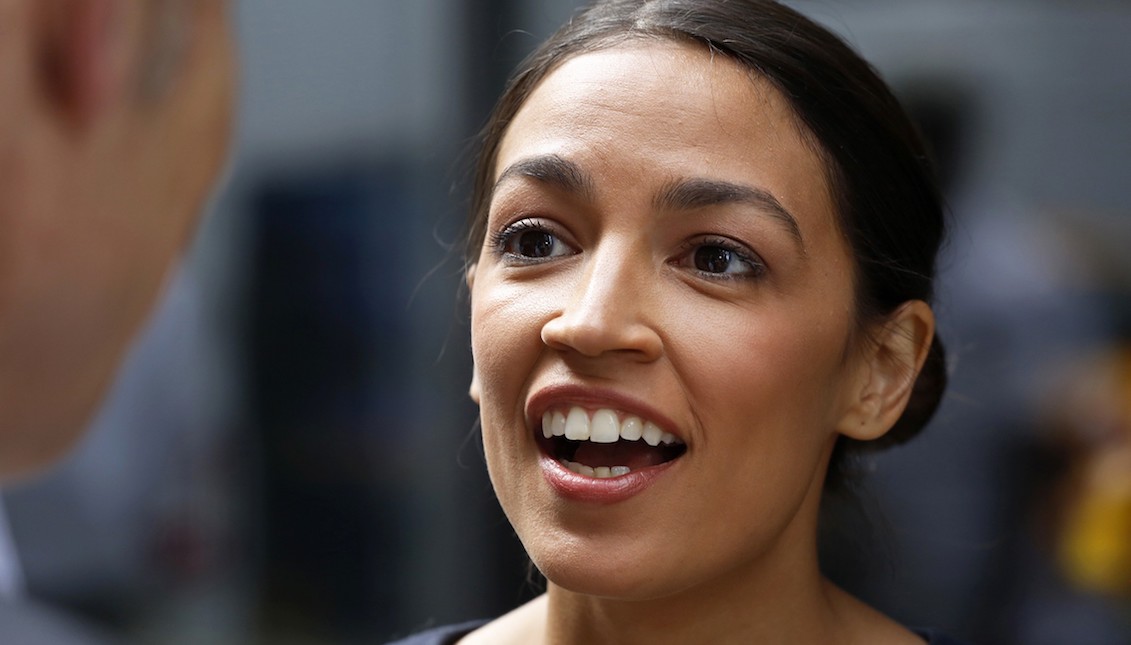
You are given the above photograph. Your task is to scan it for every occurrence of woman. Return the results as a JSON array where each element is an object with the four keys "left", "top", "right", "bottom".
[{"left": 395, "top": 0, "right": 962, "bottom": 642}]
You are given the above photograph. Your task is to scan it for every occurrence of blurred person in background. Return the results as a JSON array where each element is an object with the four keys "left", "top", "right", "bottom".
[
  {"left": 1030, "top": 345, "right": 1131, "bottom": 641},
  {"left": 0, "top": 0, "right": 234, "bottom": 640},
  {"left": 1049, "top": 348, "right": 1131, "bottom": 600}
]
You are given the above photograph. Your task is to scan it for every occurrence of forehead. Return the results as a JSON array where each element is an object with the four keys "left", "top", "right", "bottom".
[{"left": 494, "top": 41, "right": 835, "bottom": 229}]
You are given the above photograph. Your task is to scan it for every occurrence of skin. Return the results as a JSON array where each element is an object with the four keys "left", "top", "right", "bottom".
[
  {"left": 466, "top": 42, "right": 933, "bottom": 644},
  {"left": 0, "top": 0, "right": 235, "bottom": 479}
]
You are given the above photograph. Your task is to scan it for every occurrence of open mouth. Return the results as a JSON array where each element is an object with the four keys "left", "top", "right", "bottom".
[{"left": 536, "top": 406, "right": 687, "bottom": 478}]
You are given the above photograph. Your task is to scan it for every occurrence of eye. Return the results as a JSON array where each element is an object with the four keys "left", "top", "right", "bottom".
[
  {"left": 676, "top": 237, "right": 765, "bottom": 279},
  {"left": 491, "top": 219, "right": 575, "bottom": 262},
  {"left": 693, "top": 245, "right": 741, "bottom": 274}
]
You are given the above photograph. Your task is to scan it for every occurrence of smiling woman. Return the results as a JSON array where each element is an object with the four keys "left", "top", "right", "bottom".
[{"left": 392, "top": 1, "right": 960, "bottom": 644}]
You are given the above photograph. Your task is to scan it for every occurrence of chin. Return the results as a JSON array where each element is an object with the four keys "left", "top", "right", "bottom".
[
  {"left": 542, "top": 566, "right": 694, "bottom": 603},
  {"left": 529, "top": 536, "right": 688, "bottom": 602}
]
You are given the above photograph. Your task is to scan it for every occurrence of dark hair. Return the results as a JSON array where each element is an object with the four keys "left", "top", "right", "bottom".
[{"left": 465, "top": 0, "right": 948, "bottom": 484}]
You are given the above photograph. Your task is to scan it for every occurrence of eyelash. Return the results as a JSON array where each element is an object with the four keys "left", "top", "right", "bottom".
[
  {"left": 488, "top": 220, "right": 766, "bottom": 280},
  {"left": 488, "top": 218, "right": 573, "bottom": 263},
  {"left": 675, "top": 236, "right": 767, "bottom": 281}
]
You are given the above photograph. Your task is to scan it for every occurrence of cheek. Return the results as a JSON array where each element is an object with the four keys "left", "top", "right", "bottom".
[
  {"left": 471, "top": 283, "right": 537, "bottom": 394},
  {"left": 469, "top": 278, "right": 553, "bottom": 445},
  {"left": 673, "top": 302, "right": 852, "bottom": 443},
  {"left": 469, "top": 284, "right": 548, "bottom": 520},
  {"left": 675, "top": 309, "right": 850, "bottom": 530}
]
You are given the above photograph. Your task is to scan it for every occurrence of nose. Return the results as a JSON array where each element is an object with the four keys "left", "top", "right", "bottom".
[{"left": 540, "top": 245, "right": 664, "bottom": 362}]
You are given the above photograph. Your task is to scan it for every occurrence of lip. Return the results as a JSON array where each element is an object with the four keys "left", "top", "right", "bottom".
[
  {"left": 525, "top": 383, "right": 684, "bottom": 440},
  {"left": 540, "top": 452, "right": 680, "bottom": 504},
  {"left": 526, "top": 383, "right": 686, "bottom": 504}
]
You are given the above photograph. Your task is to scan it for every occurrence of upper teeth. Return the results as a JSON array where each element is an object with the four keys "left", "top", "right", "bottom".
[{"left": 541, "top": 406, "right": 680, "bottom": 446}]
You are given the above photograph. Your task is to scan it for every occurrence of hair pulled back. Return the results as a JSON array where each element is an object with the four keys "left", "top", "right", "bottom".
[{"left": 466, "top": 0, "right": 948, "bottom": 479}]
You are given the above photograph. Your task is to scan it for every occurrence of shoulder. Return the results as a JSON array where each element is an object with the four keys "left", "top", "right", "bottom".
[
  {"left": 384, "top": 619, "right": 488, "bottom": 645},
  {"left": 458, "top": 595, "right": 547, "bottom": 645},
  {"left": 912, "top": 627, "right": 976, "bottom": 645},
  {"left": 0, "top": 599, "right": 116, "bottom": 644},
  {"left": 385, "top": 600, "right": 544, "bottom": 645}
]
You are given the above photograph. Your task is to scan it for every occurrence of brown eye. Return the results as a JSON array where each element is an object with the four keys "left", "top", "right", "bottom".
[
  {"left": 492, "top": 219, "right": 575, "bottom": 262},
  {"left": 694, "top": 246, "right": 736, "bottom": 273},
  {"left": 514, "top": 230, "right": 558, "bottom": 258},
  {"left": 675, "top": 237, "right": 765, "bottom": 280}
]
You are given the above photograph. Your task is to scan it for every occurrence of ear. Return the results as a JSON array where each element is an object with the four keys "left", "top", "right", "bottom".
[
  {"left": 39, "top": 0, "right": 129, "bottom": 126},
  {"left": 465, "top": 262, "right": 477, "bottom": 291},
  {"left": 465, "top": 262, "right": 481, "bottom": 404},
  {"left": 837, "top": 300, "right": 935, "bottom": 441},
  {"left": 468, "top": 369, "right": 482, "bottom": 405}
]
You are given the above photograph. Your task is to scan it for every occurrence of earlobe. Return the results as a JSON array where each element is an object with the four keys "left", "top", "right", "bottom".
[
  {"left": 465, "top": 263, "right": 477, "bottom": 291},
  {"left": 466, "top": 262, "right": 480, "bottom": 404},
  {"left": 468, "top": 369, "right": 481, "bottom": 404},
  {"left": 39, "top": 0, "right": 127, "bottom": 126},
  {"left": 838, "top": 300, "right": 935, "bottom": 441}
]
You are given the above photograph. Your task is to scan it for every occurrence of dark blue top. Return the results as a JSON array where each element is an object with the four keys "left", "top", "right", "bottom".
[{"left": 385, "top": 619, "right": 974, "bottom": 644}]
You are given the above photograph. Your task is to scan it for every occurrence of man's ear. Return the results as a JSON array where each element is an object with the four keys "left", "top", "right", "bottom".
[
  {"left": 39, "top": 0, "right": 128, "bottom": 127},
  {"left": 837, "top": 300, "right": 935, "bottom": 441}
]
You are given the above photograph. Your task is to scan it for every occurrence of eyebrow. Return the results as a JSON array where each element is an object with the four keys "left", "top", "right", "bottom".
[
  {"left": 654, "top": 178, "right": 805, "bottom": 250},
  {"left": 493, "top": 154, "right": 805, "bottom": 250},
  {"left": 493, "top": 154, "right": 596, "bottom": 202}
]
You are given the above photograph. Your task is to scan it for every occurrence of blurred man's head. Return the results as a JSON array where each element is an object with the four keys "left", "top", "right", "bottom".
[{"left": 0, "top": 0, "right": 235, "bottom": 479}]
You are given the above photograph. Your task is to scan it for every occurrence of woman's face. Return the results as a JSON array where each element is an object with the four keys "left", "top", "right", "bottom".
[{"left": 469, "top": 42, "right": 868, "bottom": 600}]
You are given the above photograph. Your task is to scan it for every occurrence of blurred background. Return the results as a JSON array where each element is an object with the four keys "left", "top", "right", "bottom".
[{"left": 2, "top": 0, "right": 1130, "bottom": 643}]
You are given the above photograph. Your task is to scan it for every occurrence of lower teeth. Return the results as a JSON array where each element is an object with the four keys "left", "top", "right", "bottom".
[{"left": 563, "top": 460, "right": 631, "bottom": 478}]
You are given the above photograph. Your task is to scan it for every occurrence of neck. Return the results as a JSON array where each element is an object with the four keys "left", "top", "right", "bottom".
[{"left": 540, "top": 504, "right": 842, "bottom": 644}]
